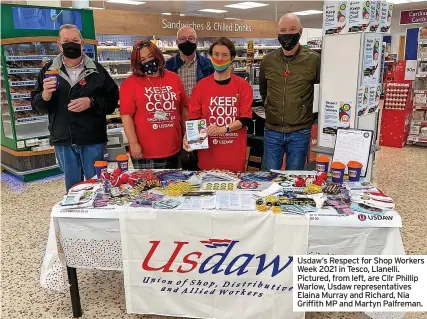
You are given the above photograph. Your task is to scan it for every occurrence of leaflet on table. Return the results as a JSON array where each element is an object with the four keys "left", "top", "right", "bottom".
[
  {"left": 308, "top": 208, "right": 402, "bottom": 227},
  {"left": 178, "top": 195, "right": 217, "bottom": 210},
  {"left": 379, "top": 2, "right": 393, "bottom": 33},
  {"left": 369, "top": 1, "right": 381, "bottom": 32},
  {"left": 217, "top": 192, "right": 255, "bottom": 210},
  {"left": 348, "top": 1, "right": 370, "bottom": 33},
  {"left": 185, "top": 119, "right": 208, "bottom": 150}
]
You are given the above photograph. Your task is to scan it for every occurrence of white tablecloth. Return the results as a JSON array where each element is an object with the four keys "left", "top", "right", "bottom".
[{"left": 40, "top": 205, "right": 405, "bottom": 319}]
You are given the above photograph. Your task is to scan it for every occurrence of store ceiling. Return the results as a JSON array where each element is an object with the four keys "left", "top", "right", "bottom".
[
  {"left": 65, "top": 0, "right": 427, "bottom": 28},
  {"left": 3, "top": 0, "right": 427, "bottom": 28}
]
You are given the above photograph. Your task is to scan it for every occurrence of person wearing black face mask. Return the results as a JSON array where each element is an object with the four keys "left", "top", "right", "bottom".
[
  {"left": 259, "top": 14, "right": 321, "bottom": 171},
  {"left": 120, "top": 40, "right": 189, "bottom": 170},
  {"left": 31, "top": 24, "right": 119, "bottom": 192},
  {"left": 165, "top": 26, "right": 214, "bottom": 171}
]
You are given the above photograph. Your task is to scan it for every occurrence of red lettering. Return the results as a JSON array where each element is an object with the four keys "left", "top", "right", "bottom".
[
  {"left": 177, "top": 252, "right": 202, "bottom": 273},
  {"left": 142, "top": 241, "right": 188, "bottom": 272}
]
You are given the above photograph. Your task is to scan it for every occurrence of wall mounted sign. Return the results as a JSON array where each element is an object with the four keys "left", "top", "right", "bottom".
[
  {"left": 399, "top": 8, "right": 427, "bottom": 25},
  {"left": 94, "top": 10, "right": 277, "bottom": 38},
  {"left": 161, "top": 19, "right": 252, "bottom": 32}
]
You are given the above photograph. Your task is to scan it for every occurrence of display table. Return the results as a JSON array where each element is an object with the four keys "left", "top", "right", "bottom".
[{"left": 41, "top": 202, "right": 405, "bottom": 319}]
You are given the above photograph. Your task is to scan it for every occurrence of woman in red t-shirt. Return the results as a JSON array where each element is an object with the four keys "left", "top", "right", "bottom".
[
  {"left": 120, "top": 40, "right": 188, "bottom": 169},
  {"left": 183, "top": 37, "right": 253, "bottom": 172}
]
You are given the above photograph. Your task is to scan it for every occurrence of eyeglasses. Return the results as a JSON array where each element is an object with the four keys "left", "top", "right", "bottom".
[{"left": 178, "top": 36, "right": 197, "bottom": 43}]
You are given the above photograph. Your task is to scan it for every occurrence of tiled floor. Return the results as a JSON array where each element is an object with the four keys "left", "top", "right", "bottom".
[{"left": 1, "top": 146, "right": 426, "bottom": 319}]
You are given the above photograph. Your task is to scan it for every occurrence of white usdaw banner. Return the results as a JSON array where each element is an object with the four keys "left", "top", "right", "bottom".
[{"left": 120, "top": 209, "right": 309, "bottom": 319}]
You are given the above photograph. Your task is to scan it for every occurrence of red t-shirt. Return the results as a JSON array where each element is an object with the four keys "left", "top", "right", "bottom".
[
  {"left": 120, "top": 71, "right": 188, "bottom": 159},
  {"left": 189, "top": 74, "right": 253, "bottom": 172}
]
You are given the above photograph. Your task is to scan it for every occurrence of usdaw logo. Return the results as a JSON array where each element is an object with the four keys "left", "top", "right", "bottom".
[
  {"left": 141, "top": 238, "right": 293, "bottom": 277},
  {"left": 358, "top": 214, "right": 366, "bottom": 221}
]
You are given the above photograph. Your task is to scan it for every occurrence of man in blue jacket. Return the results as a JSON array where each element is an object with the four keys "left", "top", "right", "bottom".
[
  {"left": 166, "top": 26, "right": 213, "bottom": 169},
  {"left": 166, "top": 26, "right": 213, "bottom": 97}
]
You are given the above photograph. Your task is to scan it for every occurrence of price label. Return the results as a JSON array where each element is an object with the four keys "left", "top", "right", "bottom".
[
  {"left": 16, "top": 115, "right": 48, "bottom": 123},
  {"left": 5, "top": 55, "right": 55, "bottom": 61},
  {"left": 10, "top": 81, "right": 36, "bottom": 87},
  {"left": 14, "top": 106, "right": 32, "bottom": 112},
  {"left": 7, "top": 68, "right": 41, "bottom": 74},
  {"left": 11, "top": 94, "right": 31, "bottom": 99}
]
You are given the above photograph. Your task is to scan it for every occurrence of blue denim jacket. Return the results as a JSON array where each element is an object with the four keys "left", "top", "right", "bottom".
[{"left": 165, "top": 52, "right": 214, "bottom": 82}]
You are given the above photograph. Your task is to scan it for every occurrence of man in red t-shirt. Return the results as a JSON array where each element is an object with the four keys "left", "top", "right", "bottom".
[{"left": 184, "top": 37, "right": 253, "bottom": 172}]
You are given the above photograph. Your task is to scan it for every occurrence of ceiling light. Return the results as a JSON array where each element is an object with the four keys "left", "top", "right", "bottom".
[
  {"left": 69, "top": 6, "right": 104, "bottom": 9},
  {"left": 224, "top": 2, "right": 268, "bottom": 9},
  {"left": 180, "top": 13, "right": 186, "bottom": 16},
  {"left": 225, "top": 17, "right": 242, "bottom": 20},
  {"left": 198, "top": 9, "right": 228, "bottom": 13},
  {"left": 293, "top": 10, "right": 323, "bottom": 16},
  {"left": 106, "top": 0, "right": 145, "bottom": 5},
  {"left": 161, "top": 12, "right": 172, "bottom": 15},
  {"left": 387, "top": 0, "right": 409, "bottom": 3}
]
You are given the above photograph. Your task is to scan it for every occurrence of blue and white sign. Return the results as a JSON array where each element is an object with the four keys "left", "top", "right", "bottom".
[{"left": 12, "top": 7, "right": 82, "bottom": 31}]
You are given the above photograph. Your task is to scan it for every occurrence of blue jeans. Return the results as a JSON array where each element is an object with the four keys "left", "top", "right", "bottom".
[
  {"left": 55, "top": 144, "right": 106, "bottom": 191},
  {"left": 263, "top": 128, "right": 311, "bottom": 171}
]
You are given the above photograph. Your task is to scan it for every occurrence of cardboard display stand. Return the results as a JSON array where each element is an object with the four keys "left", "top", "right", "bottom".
[{"left": 315, "top": 1, "right": 393, "bottom": 181}]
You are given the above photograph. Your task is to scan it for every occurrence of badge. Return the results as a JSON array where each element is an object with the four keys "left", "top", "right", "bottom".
[{"left": 154, "top": 110, "right": 168, "bottom": 120}]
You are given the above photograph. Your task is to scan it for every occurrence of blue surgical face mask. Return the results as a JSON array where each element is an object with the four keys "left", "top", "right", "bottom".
[{"left": 140, "top": 59, "right": 159, "bottom": 75}]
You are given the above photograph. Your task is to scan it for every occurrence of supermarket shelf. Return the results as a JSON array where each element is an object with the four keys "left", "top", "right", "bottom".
[
  {"left": 1, "top": 162, "right": 60, "bottom": 178},
  {"left": 107, "top": 127, "right": 124, "bottom": 134},
  {"left": 9, "top": 80, "right": 37, "bottom": 87},
  {"left": 15, "top": 132, "right": 50, "bottom": 140},
  {"left": 419, "top": 39, "right": 427, "bottom": 44},
  {"left": 234, "top": 67, "right": 246, "bottom": 72},
  {"left": 98, "top": 45, "right": 132, "bottom": 51},
  {"left": 414, "top": 105, "right": 427, "bottom": 110},
  {"left": 418, "top": 58, "right": 427, "bottom": 62},
  {"left": 97, "top": 44, "right": 280, "bottom": 54},
  {"left": 106, "top": 114, "right": 121, "bottom": 120},
  {"left": 99, "top": 60, "right": 130, "bottom": 65},
  {"left": 411, "top": 120, "right": 427, "bottom": 126},
  {"left": 11, "top": 93, "right": 31, "bottom": 99},
  {"left": 407, "top": 135, "right": 427, "bottom": 144},
  {"left": 7, "top": 68, "right": 41, "bottom": 74},
  {"left": 5, "top": 115, "right": 48, "bottom": 125},
  {"left": 414, "top": 90, "right": 427, "bottom": 94},
  {"left": 5, "top": 55, "right": 56, "bottom": 61},
  {"left": 14, "top": 106, "right": 33, "bottom": 112},
  {"left": 110, "top": 73, "right": 131, "bottom": 80},
  {"left": 416, "top": 73, "right": 427, "bottom": 78}
]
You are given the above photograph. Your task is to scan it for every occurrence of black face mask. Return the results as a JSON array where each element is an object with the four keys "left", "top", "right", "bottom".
[
  {"left": 140, "top": 59, "right": 159, "bottom": 75},
  {"left": 278, "top": 33, "right": 301, "bottom": 51},
  {"left": 178, "top": 41, "right": 197, "bottom": 56},
  {"left": 61, "top": 42, "right": 82, "bottom": 59}
]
